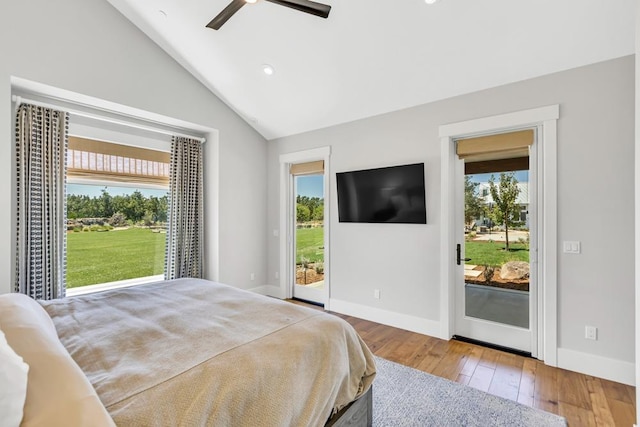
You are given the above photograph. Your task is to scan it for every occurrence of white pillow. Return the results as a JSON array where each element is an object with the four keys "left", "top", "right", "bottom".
[{"left": 0, "top": 329, "right": 29, "bottom": 427}]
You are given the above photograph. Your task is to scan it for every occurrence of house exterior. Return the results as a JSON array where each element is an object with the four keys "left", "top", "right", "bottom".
[{"left": 477, "top": 182, "right": 530, "bottom": 228}]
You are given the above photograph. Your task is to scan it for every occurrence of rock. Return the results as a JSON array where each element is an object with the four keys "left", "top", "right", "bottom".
[{"left": 500, "top": 261, "right": 530, "bottom": 280}]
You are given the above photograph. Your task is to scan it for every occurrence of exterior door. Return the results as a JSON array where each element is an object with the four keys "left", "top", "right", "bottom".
[
  {"left": 453, "top": 130, "right": 537, "bottom": 354},
  {"left": 292, "top": 174, "right": 325, "bottom": 304}
]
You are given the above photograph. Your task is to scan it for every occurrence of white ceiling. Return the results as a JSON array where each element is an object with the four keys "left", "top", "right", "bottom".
[{"left": 106, "top": 0, "right": 635, "bottom": 140}]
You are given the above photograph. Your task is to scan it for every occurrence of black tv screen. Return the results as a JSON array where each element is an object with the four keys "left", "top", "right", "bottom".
[{"left": 336, "top": 163, "right": 427, "bottom": 224}]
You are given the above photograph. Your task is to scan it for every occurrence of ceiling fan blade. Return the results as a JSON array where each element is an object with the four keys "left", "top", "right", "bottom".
[
  {"left": 264, "top": 0, "right": 331, "bottom": 19},
  {"left": 206, "top": 0, "right": 246, "bottom": 30}
]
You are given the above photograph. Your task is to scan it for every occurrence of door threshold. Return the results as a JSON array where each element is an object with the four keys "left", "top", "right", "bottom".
[
  {"left": 292, "top": 297, "right": 324, "bottom": 308},
  {"left": 452, "top": 335, "right": 532, "bottom": 358}
]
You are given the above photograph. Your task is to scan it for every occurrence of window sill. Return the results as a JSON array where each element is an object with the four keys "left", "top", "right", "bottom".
[{"left": 66, "top": 274, "right": 164, "bottom": 297}]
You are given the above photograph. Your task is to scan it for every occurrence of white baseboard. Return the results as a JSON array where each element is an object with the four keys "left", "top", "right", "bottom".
[
  {"left": 248, "top": 285, "right": 285, "bottom": 299},
  {"left": 329, "top": 299, "right": 444, "bottom": 339},
  {"left": 557, "top": 348, "right": 635, "bottom": 386}
]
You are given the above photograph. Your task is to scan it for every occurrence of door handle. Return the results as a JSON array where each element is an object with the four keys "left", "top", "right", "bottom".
[{"left": 456, "top": 244, "right": 471, "bottom": 265}]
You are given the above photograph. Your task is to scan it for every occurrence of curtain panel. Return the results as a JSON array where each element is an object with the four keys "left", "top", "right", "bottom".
[
  {"left": 165, "top": 136, "right": 204, "bottom": 279},
  {"left": 15, "top": 104, "right": 68, "bottom": 300}
]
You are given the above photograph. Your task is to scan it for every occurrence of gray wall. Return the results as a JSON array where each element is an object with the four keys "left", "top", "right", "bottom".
[
  {"left": 635, "top": 2, "right": 639, "bottom": 421},
  {"left": 268, "top": 56, "right": 635, "bottom": 368},
  {"left": 0, "top": 0, "right": 268, "bottom": 293}
]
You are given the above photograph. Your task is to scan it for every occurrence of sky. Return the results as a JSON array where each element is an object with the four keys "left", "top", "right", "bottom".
[
  {"left": 296, "top": 175, "right": 324, "bottom": 198},
  {"left": 67, "top": 183, "right": 168, "bottom": 198}
]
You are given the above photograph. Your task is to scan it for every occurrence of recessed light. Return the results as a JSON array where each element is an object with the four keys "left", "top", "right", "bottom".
[
  {"left": 425, "top": 0, "right": 439, "bottom": 4},
  {"left": 245, "top": 0, "right": 258, "bottom": 3},
  {"left": 262, "top": 64, "right": 275, "bottom": 76}
]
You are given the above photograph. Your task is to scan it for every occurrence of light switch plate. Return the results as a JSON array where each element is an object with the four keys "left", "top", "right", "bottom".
[
  {"left": 563, "top": 241, "right": 581, "bottom": 254},
  {"left": 585, "top": 326, "right": 597, "bottom": 340}
]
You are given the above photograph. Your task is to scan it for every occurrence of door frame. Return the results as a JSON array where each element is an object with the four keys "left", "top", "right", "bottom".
[
  {"left": 279, "top": 146, "right": 331, "bottom": 308},
  {"left": 453, "top": 127, "right": 537, "bottom": 354},
  {"left": 439, "top": 105, "right": 559, "bottom": 364}
]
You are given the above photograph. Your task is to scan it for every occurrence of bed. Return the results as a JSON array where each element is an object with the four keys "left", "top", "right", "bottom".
[{"left": 0, "top": 278, "right": 376, "bottom": 426}]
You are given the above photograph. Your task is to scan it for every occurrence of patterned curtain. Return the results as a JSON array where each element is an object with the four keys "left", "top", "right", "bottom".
[
  {"left": 165, "top": 136, "right": 204, "bottom": 279},
  {"left": 15, "top": 104, "right": 68, "bottom": 300}
]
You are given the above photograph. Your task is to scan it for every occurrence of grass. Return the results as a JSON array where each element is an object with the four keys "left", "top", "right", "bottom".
[
  {"left": 296, "top": 226, "right": 324, "bottom": 264},
  {"left": 67, "top": 228, "right": 165, "bottom": 288},
  {"left": 465, "top": 240, "right": 529, "bottom": 267}
]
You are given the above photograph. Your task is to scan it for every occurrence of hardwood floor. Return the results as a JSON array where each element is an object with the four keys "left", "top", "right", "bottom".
[{"left": 290, "top": 300, "right": 636, "bottom": 426}]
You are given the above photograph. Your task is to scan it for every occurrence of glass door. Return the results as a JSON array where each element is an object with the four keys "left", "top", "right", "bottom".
[
  {"left": 454, "top": 130, "right": 535, "bottom": 353},
  {"left": 292, "top": 174, "right": 325, "bottom": 304},
  {"left": 464, "top": 171, "right": 530, "bottom": 318}
]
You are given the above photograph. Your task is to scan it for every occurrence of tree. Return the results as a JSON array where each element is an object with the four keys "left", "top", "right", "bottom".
[
  {"left": 464, "top": 176, "right": 484, "bottom": 227},
  {"left": 488, "top": 172, "right": 521, "bottom": 250},
  {"left": 296, "top": 195, "right": 324, "bottom": 222},
  {"left": 97, "top": 189, "right": 114, "bottom": 218},
  {"left": 68, "top": 190, "right": 168, "bottom": 226},
  {"left": 121, "top": 190, "right": 146, "bottom": 223},
  {"left": 145, "top": 195, "right": 168, "bottom": 223},
  {"left": 296, "top": 204, "right": 310, "bottom": 222},
  {"left": 312, "top": 204, "right": 324, "bottom": 221}
]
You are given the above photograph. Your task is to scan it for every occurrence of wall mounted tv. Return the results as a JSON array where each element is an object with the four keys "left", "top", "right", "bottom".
[{"left": 336, "top": 163, "right": 427, "bottom": 224}]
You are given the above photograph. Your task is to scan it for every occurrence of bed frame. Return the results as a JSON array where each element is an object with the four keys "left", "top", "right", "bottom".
[{"left": 326, "top": 387, "right": 372, "bottom": 427}]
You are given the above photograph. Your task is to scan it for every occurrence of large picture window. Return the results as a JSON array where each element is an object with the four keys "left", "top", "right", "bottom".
[{"left": 66, "top": 137, "right": 170, "bottom": 291}]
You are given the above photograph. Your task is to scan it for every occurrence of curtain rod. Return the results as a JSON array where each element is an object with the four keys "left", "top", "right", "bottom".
[{"left": 11, "top": 95, "right": 206, "bottom": 144}]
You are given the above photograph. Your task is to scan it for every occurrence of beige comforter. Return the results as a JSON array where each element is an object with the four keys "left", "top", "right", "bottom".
[{"left": 40, "top": 279, "right": 376, "bottom": 426}]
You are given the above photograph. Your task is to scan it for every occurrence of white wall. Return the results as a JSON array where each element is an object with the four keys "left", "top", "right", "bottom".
[
  {"left": 268, "top": 56, "right": 635, "bottom": 381},
  {"left": 0, "top": 0, "right": 268, "bottom": 293}
]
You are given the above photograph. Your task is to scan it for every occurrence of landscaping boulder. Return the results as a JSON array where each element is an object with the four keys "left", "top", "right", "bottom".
[{"left": 500, "top": 261, "right": 529, "bottom": 280}]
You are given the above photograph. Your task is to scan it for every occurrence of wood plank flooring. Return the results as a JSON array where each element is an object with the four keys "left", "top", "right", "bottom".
[{"left": 289, "top": 300, "right": 636, "bottom": 426}]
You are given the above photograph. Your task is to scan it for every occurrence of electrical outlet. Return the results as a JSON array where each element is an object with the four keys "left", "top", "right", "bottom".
[
  {"left": 250, "top": 273, "right": 255, "bottom": 281},
  {"left": 275, "top": 271, "right": 279, "bottom": 279},
  {"left": 374, "top": 289, "right": 380, "bottom": 299},
  {"left": 585, "top": 326, "right": 597, "bottom": 340}
]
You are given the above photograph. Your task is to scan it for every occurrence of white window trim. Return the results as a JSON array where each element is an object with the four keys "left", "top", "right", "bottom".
[
  {"left": 10, "top": 76, "right": 220, "bottom": 291},
  {"left": 439, "top": 105, "right": 559, "bottom": 365},
  {"left": 66, "top": 274, "right": 164, "bottom": 297}
]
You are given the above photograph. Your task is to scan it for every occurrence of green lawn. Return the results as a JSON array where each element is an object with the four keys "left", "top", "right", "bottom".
[
  {"left": 296, "top": 226, "right": 324, "bottom": 264},
  {"left": 465, "top": 240, "right": 529, "bottom": 267},
  {"left": 67, "top": 228, "right": 165, "bottom": 288}
]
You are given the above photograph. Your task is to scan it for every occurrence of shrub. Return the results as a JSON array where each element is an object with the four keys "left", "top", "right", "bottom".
[
  {"left": 109, "top": 212, "right": 127, "bottom": 227},
  {"left": 314, "top": 262, "right": 324, "bottom": 274},
  {"left": 483, "top": 265, "right": 495, "bottom": 283}
]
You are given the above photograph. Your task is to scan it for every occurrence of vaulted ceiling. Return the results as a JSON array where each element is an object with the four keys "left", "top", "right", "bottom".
[{"left": 106, "top": 0, "right": 635, "bottom": 140}]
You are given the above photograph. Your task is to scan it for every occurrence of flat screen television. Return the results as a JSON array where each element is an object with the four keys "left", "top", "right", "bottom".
[{"left": 336, "top": 163, "right": 427, "bottom": 224}]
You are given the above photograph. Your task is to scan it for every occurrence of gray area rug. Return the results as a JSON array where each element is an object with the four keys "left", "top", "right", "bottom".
[{"left": 373, "top": 356, "right": 567, "bottom": 426}]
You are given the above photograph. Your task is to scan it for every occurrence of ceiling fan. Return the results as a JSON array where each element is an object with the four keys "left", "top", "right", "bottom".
[{"left": 206, "top": 0, "right": 331, "bottom": 30}]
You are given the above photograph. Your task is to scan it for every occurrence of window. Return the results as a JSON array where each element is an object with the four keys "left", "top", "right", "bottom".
[{"left": 66, "top": 137, "right": 170, "bottom": 293}]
